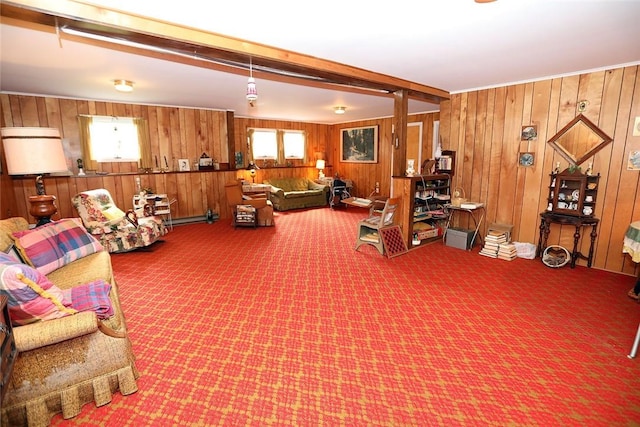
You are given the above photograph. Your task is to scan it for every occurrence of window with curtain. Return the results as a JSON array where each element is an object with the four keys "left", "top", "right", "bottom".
[
  {"left": 78, "top": 115, "right": 152, "bottom": 170},
  {"left": 248, "top": 128, "right": 306, "bottom": 164},
  {"left": 283, "top": 130, "right": 305, "bottom": 159},
  {"left": 250, "top": 129, "right": 278, "bottom": 160},
  {"left": 89, "top": 116, "right": 139, "bottom": 161}
]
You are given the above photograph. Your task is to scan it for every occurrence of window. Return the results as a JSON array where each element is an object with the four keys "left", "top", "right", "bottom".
[
  {"left": 249, "top": 128, "right": 306, "bottom": 164},
  {"left": 283, "top": 131, "right": 305, "bottom": 159},
  {"left": 88, "top": 116, "right": 140, "bottom": 162},
  {"left": 78, "top": 115, "right": 152, "bottom": 171},
  {"left": 250, "top": 129, "right": 278, "bottom": 160}
]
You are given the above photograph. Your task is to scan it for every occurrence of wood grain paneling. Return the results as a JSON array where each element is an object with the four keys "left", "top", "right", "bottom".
[
  {"left": 2, "top": 66, "right": 637, "bottom": 277},
  {"left": 440, "top": 66, "right": 640, "bottom": 275}
]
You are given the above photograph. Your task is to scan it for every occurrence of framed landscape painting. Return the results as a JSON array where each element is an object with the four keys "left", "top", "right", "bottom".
[{"left": 340, "top": 125, "right": 378, "bottom": 163}]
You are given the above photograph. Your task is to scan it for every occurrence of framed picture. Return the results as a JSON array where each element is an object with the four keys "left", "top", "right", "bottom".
[
  {"left": 340, "top": 125, "right": 378, "bottom": 163},
  {"left": 628, "top": 150, "right": 640, "bottom": 170},
  {"left": 178, "top": 159, "right": 190, "bottom": 171},
  {"left": 633, "top": 117, "right": 640, "bottom": 137},
  {"left": 518, "top": 152, "right": 535, "bottom": 167},
  {"left": 521, "top": 125, "right": 537, "bottom": 141}
]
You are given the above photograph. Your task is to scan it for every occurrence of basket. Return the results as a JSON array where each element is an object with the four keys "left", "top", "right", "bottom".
[
  {"left": 542, "top": 245, "right": 570, "bottom": 267},
  {"left": 451, "top": 187, "right": 467, "bottom": 207}
]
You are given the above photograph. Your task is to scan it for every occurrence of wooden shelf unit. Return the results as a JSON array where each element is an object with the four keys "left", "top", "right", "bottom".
[{"left": 392, "top": 174, "right": 451, "bottom": 249}]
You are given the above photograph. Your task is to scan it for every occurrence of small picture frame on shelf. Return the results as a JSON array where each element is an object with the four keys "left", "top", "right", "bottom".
[
  {"left": 199, "top": 153, "right": 214, "bottom": 170},
  {"left": 518, "top": 152, "right": 535, "bottom": 167},
  {"left": 178, "top": 159, "right": 190, "bottom": 171}
]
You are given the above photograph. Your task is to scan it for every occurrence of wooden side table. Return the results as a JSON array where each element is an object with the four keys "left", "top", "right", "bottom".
[
  {"left": 537, "top": 212, "right": 599, "bottom": 268},
  {"left": 1, "top": 295, "right": 17, "bottom": 406}
]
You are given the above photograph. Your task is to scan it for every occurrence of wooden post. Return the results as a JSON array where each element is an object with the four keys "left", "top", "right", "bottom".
[
  {"left": 392, "top": 89, "right": 408, "bottom": 177},
  {"left": 226, "top": 110, "right": 236, "bottom": 169}
]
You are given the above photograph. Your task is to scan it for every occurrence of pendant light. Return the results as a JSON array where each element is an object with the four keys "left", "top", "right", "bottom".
[{"left": 246, "top": 58, "right": 258, "bottom": 104}]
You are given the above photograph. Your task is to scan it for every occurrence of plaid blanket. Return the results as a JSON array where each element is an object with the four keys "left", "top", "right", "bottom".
[{"left": 66, "top": 280, "right": 114, "bottom": 319}]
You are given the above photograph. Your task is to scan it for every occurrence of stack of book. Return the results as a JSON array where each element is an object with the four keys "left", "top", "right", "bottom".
[
  {"left": 497, "top": 242, "right": 518, "bottom": 261},
  {"left": 479, "top": 230, "right": 507, "bottom": 258},
  {"left": 236, "top": 205, "right": 256, "bottom": 223}
]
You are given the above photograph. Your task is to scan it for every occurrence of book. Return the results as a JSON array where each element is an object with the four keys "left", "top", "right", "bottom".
[{"left": 460, "top": 202, "right": 484, "bottom": 209}]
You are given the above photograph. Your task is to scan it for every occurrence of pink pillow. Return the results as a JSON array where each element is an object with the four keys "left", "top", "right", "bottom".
[{"left": 12, "top": 218, "right": 103, "bottom": 275}]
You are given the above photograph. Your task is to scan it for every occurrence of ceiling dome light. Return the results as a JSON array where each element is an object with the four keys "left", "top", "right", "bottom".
[
  {"left": 114, "top": 79, "right": 134, "bottom": 92},
  {"left": 334, "top": 106, "right": 346, "bottom": 115}
]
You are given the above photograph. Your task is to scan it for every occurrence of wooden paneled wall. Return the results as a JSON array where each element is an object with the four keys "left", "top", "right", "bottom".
[
  {"left": 0, "top": 95, "right": 321, "bottom": 221},
  {"left": 320, "top": 112, "right": 440, "bottom": 198},
  {"left": 2, "top": 65, "right": 638, "bottom": 276},
  {"left": 439, "top": 66, "right": 640, "bottom": 275}
]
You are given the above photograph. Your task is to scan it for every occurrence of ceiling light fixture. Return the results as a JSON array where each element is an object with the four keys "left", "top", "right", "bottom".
[
  {"left": 246, "top": 58, "right": 258, "bottom": 104},
  {"left": 114, "top": 79, "right": 134, "bottom": 92},
  {"left": 334, "top": 106, "right": 346, "bottom": 115}
]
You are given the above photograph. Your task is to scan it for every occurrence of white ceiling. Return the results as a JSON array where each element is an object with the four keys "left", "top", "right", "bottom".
[{"left": 1, "top": 0, "right": 640, "bottom": 124}]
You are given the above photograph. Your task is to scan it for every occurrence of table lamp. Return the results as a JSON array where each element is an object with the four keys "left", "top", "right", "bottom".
[
  {"left": 247, "top": 161, "right": 258, "bottom": 183},
  {"left": 316, "top": 159, "right": 326, "bottom": 179},
  {"left": 1, "top": 127, "right": 68, "bottom": 226}
]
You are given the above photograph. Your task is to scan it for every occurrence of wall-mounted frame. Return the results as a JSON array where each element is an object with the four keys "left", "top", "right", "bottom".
[
  {"left": 633, "top": 117, "right": 640, "bottom": 137},
  {"left": 547, "top": 114, "right": 613, "bottom": 166},
  {"left": 518, "top": 152, "right": 535, "bottom": 167},
  {"left": 521, "top": 125, "right": 537, "bottom": 141},
  {"left": 628, "top": 150, "right": 640, "bottom": 171},
  {"left": 340, "top": 125, "right": 378, "bottom": 163}
]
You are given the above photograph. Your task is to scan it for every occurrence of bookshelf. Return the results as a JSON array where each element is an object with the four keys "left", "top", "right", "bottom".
[{"left": 392, "top": 174, "right": 451, "bottom": 249}]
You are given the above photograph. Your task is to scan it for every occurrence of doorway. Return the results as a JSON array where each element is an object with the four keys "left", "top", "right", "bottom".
[{"left": 390, "top": 122, "right": 422, "bottom": 196}]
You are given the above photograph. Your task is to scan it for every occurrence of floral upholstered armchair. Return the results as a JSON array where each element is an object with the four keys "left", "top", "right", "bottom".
[{"left": 72, "top": 189, "right": 167, "bottom": 253}]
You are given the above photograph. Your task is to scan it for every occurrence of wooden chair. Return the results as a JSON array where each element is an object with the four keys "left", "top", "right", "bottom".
[{"left": 354, "top": 197, "right": 400, "bottom": 254}]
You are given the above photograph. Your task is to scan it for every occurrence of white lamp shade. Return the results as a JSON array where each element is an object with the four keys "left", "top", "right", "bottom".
[
  {"left": 1, "top": 127, "right": 68, "bottom": 175},
  {"left": 316, "top": 159, "right": 326, "bottom": 170}
]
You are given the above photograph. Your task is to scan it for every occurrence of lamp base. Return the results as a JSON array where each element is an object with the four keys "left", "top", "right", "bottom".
[{"left": 29, "top": 195, "right": 57, "bottom": 227}]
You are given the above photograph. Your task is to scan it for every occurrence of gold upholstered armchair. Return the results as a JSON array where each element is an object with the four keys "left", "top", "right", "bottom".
[
  {"left": 0, "top": 217, "right": 138, "bottom": 426},
  {"left": 224, "top": 181, "right": 274, "bottom": 226},
  {"left": 72, "top": 189, "right": 167, "bottom": 253}
]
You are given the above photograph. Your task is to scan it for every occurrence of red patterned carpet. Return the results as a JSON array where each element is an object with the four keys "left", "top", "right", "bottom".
[{"left": 52, "top": 207, "right": 639, "bottom": 426}]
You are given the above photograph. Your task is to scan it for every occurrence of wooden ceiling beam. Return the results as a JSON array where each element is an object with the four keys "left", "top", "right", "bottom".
[{"left": 1, "top": 0, "right": 450, "bottom": 104}]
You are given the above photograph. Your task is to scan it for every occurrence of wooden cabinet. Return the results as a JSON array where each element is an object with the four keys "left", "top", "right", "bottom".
[
  {"left": 392, "top": 174, "right": 451, "bottom": 249},
  {"left": 547, "top": 169, "right": 599, "bottom": 217}
]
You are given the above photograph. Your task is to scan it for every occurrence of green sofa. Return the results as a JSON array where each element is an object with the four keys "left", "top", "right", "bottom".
[{"left": 263, "top": 178, "right": 329, "bottom": 211}]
